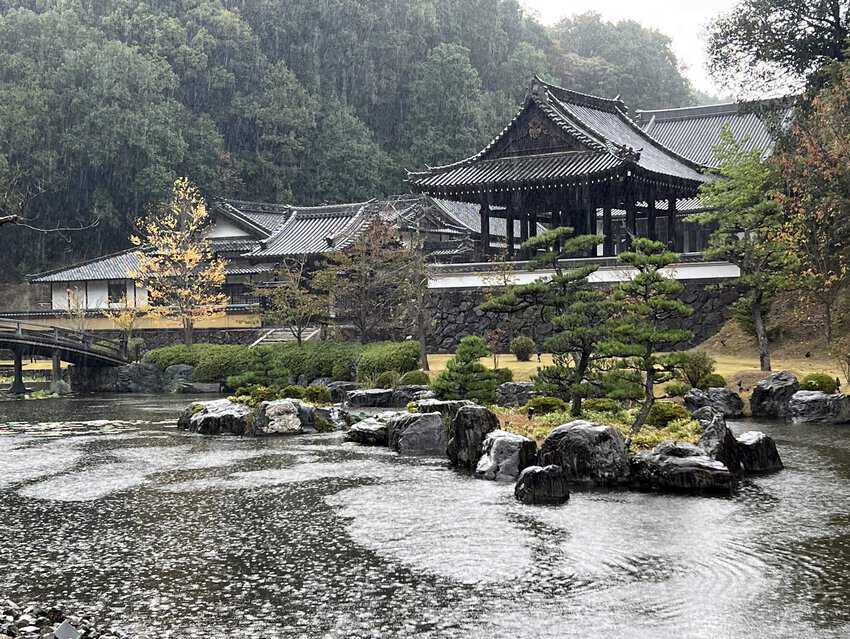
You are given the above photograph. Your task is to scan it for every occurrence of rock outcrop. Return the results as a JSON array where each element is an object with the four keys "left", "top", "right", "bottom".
[
  {"left": 788, "top": 390, "right": 850, "bottom": 424},
  {"left": 475, "top": 430, "right": 537, "bottom": 481},
  {"left": 386, "top": 412, "right": 446, "bottom": 454},
  {"left": 495, "top": 382, "right": 537, "bottom": 407},
  {"left": 344, "top": 416, "right": 391, "bottom": 446},
  {"left": 514, "top": 465, "right": 570, "bottom": 505},
  {"left": 736, "top": 431, "right": 784, "bottom": 474},
  {"left": 177, "top": 399, "right": 252, "bottom": 435},
  {"left": 684, "top": 387, "right": 744, "bottom": 418},
  {"left": 693, "top": 406, "right": 744, "bottom": 475},
  {"left": 412, "top": 398, "right": 475, "bottom": 421},
  {"left": 163, "top": 364, "right": 194, "bottom": 392},
  {"left": 346, "top": 388, "right": 395, "bottom": 408},
  {"left": 750, "top": 371, "right": 799, "bottom": 419},
  {"left": 247, "top": 399, "right": 316, "bottom": 436},
  {"left": 630, "top": 444, "right": 735, "bottom": 494},
  {"left": 446, "top": 404, "right": 500, "bottom": 469},
  {"left": 538, "top": 420, "right": 630, "bottom": 486},
  {"left": 327, "top": 381, "right": 359, "bottom": 403},
  {"left": 389, "top": 385, "right": 435, "bottom": 407},
  {"left": 315, "top": 406, "right": 352, "bottom": 431}
]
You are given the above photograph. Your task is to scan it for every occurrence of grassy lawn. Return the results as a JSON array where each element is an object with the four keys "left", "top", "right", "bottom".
[
  {"left": 425, "top": 353, "right": 553, "bottom": 381},
  {"left": 426, "top": 351, "right": 845, "bottom": 393}
]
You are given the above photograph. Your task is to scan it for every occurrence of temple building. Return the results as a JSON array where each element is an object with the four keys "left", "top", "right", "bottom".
[
  {"left": 18, "top": 77, "right": 789, "bottom": 319},
  {"left": 409, "top": 76, "right": 787, "bottom": 258}
]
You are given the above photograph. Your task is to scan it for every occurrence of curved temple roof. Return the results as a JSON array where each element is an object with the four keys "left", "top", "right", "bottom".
[{"left": 407, "top": 77, "right": 709, "bottom": 199}]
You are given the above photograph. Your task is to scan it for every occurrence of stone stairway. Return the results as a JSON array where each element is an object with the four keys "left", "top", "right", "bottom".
[{"left": 249, "top": 327, "right": 321, "bottom": 347}]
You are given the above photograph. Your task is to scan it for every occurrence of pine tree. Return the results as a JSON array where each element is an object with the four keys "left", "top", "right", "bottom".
[
  {"left": 601, "top": 238, "right": 693, "bottom": 444},
  {"left": 692, "top": 126, "right": 789, "bottom": 370},
  {"left": 482, "top": 226, "right": 611, "bottom": 415},
  {"left": 431, "top": 336, "right": 498, "bottom": 405}
]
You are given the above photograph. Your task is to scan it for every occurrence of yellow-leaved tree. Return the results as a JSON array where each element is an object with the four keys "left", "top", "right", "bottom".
[{"left": 130, "top": 178, "right": 227, "bottom": 345}]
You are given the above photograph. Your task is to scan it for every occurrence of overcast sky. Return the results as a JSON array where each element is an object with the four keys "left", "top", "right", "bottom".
[{"left": 520, "top": 0, "right": 740, "bottom": 97}]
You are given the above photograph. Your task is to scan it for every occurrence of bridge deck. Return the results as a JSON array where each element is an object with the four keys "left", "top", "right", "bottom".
[{"left": 0, "top": 319, "right": 128, "bottom": 367}]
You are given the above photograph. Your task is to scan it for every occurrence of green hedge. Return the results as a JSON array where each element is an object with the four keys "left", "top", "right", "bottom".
[
  {"left": 356, "top": 341, "right": 421, "bottom": 379},
  {"left": 144, "top": 340, "right": 421, "bottom": 385}
]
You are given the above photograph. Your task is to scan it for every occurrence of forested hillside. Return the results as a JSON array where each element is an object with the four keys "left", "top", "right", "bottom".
[{"left": 0, "top": 0, "right": 704, "bottom": 274}]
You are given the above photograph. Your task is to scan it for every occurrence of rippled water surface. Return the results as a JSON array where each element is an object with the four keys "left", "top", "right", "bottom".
[{"left": 2, "top": 394, "right": 850, "bottom": 638}]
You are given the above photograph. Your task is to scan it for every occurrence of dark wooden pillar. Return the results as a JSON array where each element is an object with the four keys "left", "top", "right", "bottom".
[
  {"left": 667, "top": 197, "right": 678, "bottom": 251},
  {"left": 505, "top": 198, "right": 515, "bottom": 258},
  {"left": 478, "top": 191, "right": 490, "bottom": 260},
  {"left": 602, "top": 206, "right": 614, "bottom": 256},
  {"left": 527, "top": 207, "right": 538, "bottom": 258},
  {"left": 625, "top": 194, "right": 637, "bottom": 250},
  {"left": 10, "top": 348, "right": 26, "bottom": 394},
  {"left": 551, "top": 207, "right": 562, "bottom": 253},
  {"left": 52, "top": 350, "right": 61, "bottom": 382},
  {"left": 647, "top": 193, "right": 657, "bottom": 241}
]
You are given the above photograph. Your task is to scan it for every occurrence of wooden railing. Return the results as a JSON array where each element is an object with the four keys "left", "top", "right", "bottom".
[{"left": 0, "top": 319, "right": 127, "bottom": 360}]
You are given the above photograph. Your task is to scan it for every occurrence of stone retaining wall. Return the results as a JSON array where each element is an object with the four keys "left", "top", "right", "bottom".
[{"left": 425, "top": 279, "right": 738, "bottom": 354}]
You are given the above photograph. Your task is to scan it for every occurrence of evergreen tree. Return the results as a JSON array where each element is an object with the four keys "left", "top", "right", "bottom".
[
  {"left": 601, "top": 239, "right": 693, "bottom": 444},
  {"left": 692, "top": 127, "right": 789, "bottom": 371},
  {"left": 482, "top": 226, "right": 610, "bottom": 416},
  {"left": 431, "top": 335, "right": 498, "bottom": 405}
]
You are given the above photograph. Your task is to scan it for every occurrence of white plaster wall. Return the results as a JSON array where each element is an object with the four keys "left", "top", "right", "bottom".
[
  {"left": 205, "top": 218, "right": 249, "bottom": 238},
  {"left": 428, "top": 261, "right": 741, "bottom": 289},
  {"left": 87, "top": 281, "right": 109, "bottom": 309},
  {"left": 50, "top": 280, "right": 149, "bottom": 309}
]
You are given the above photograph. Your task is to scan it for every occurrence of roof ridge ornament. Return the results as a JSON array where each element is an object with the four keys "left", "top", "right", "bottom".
[{"left": 610, "top": 143, "right": 642, "bottom": 163}]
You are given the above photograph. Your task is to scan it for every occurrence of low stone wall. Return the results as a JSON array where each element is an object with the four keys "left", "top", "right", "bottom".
[
  {"left": 96, "top": 327, "right": 264, "bottom": 352},
  {"left": 425, "top": 278, "right": 738, "bottom": 353}
]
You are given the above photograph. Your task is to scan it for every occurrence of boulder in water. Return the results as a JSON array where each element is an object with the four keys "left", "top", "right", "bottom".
[
  {"left": 327, "top": 381, "right": 359, "bottom": 403},
  {"left": 386, "top": 412, "right": 446, "bottom": 455},
  {"left": 750, "top": 371, "right": 799, "bottom": 419},
  {"left": 475, "top": 430, "right": 537, "bottom": 481},
  {"left": 694, "top": 407, "right": 744, "bottom": 475},
  {"left": 163, "top": 364, "right": 194, "bottom": 392},
  {"left": 247, "top": 399, "right": 317, "bottom": 436},
  {"left": 539, "top": 420, "right": 630, "bottom": 486},
  {"left": 684, "top": 387, "right": 744, "bottom": 418},
  {"left": 412, "top": 398, "right": 475, "bottom": 421},
  {"left": 630, "top": 445, "right": 736, "bottom": 494},
  {"left": 788, "top": 390, "right": 850, "bottom": 424},
  {"left": 344, "top": 416, "right": 391, "bottom": 446},
  {"left": 514, "top": 465, "right": 570, "bottom": 505},
  {"left": 447, "top": 405, "right": 500, "bottom": 469},
  {"left": 736, "top": 431, "right": 784, "bottom": 474},
  {"left": 177, "top": 399, "right": 252, "bottom": 436}
]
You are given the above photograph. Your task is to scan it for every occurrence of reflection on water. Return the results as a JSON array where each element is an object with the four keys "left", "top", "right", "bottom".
[{"left": 2, "top": 395, "right": 850, "bottom": 637}]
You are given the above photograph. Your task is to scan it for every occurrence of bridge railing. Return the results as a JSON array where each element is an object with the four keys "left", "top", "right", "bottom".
[{"left": 0, "top": 319, "right": 127, "bottom": 360}]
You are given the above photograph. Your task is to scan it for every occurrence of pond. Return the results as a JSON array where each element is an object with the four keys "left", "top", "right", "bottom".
[{"left": 1, "top": 394, "right": 850, "bottom": 638}]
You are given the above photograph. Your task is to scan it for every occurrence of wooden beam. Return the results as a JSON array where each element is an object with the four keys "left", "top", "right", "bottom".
[
  {"left": 625, "top": 194, "right": 637, "bottom": 250},
  {"left": 602, "top": 206, "right": 613, "bottom": 256},
  {"left": 505, "top": 199, "right": 515, "bottom": 258}
]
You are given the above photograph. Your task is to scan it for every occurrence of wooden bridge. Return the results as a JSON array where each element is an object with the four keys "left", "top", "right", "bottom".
[{"left": 0, "top": 319, "right": 128, "bottom": 393}]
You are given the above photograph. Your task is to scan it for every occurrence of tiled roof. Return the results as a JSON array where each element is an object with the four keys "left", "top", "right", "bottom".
[
  {"left": 638, "top": 100, "right": 792, "bottom": 168},
  {"left": 31, "top": 249, "right": 142, "bottom": 283},
  {"left": 408, "top": 77, "right": 707, "bottom": 196},
  {"left": 209, "top": 237, "right": 262, "bottom": 253},
  {"left": 224, "top": 262, "right": 275, "bottom": 275}
]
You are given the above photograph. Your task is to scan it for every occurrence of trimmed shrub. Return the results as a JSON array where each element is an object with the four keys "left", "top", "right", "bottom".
[
  {"left": 225, "top": 371, "right": 264, "bottom": 392},
  {"left": 582, "top": 398, "right": 621, "bottom": 413},
  {"left": 331, "top": 361, "right": 353, "bottom": 382},
  {"left": 494, "top": 367, "right": 514, "bottom": 384},
  {"left": 230, "top": 385, "right": 278, "bottom": 407},
  {"left": 525, "top": 396, "right": 568, "bottom": 415},
  {"left": 646, "top": 401, "right": 691, "bottom": 428},
  {"left": 356, "top": 341, "right": 421, "bottom": 379},
  {"left": 665, "top": 381, "right": 692, "bottom": 398},
  {"left": 274, "top": 342, "right": 361, "bottom": 382},
  {"left": 431, "top": 336, "right": 498, "bottom": 404},
  {"left": 800, "top": 373, "right": 839, "bottom": 394},
  {"left": 304, "top": 385, "right": 332, "bottom": 404},
  {"left": 375, "top": 370, "right": 401, "bottom": 389},
  {"left": 143, "top": 344, "right": 199, "bottom": 369},
  {"left": 510, "top": 336, "right": 535, "bottom": 362},
  {"left": 698, "top": 373, "right": 727, "bottom": 389},
  {"left": 191, "top": 346, "right": 259, "bottom": 383},
  {"left": 676, "top": 351, "right": 716, "bottom": 388},
  {"left": 281, "top": 385, "right": 306, "bottom": 399},
  {"left": 399, "top": 370, "right": 430, "bottom": 386}
]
